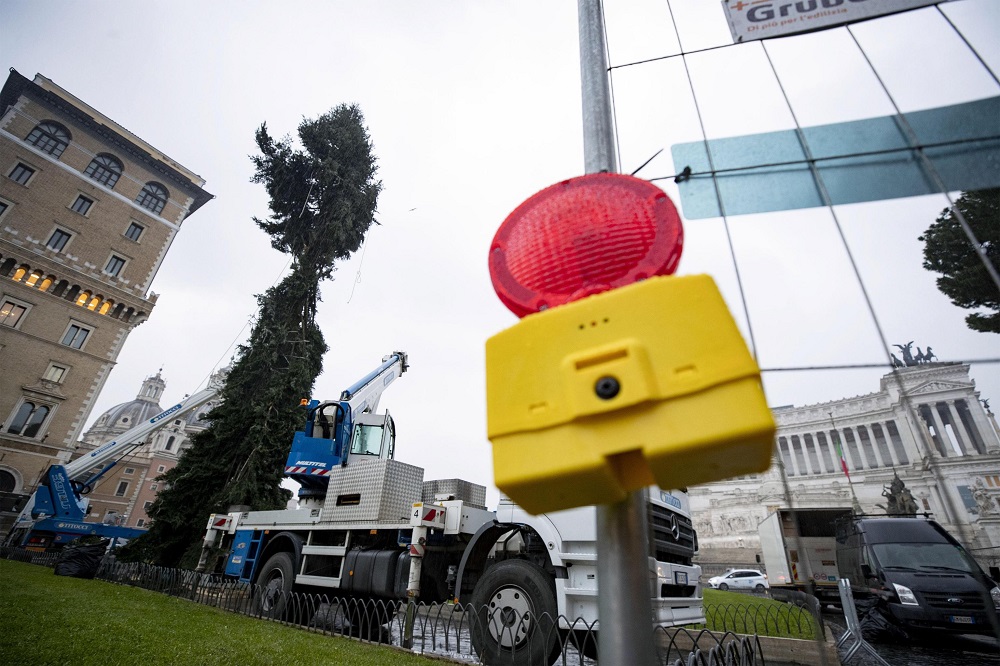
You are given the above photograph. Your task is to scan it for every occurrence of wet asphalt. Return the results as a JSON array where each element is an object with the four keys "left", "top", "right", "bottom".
[{"left": 825, "top": 615, "right": 1000, "bottom": 665}]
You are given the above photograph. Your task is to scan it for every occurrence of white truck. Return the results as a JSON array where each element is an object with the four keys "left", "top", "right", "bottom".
[
  {"left": 758, "top": 507, "right": 852, "bottom": 606},
  {"left": 197, "top": 352, "right": 704, "bottom": 665}
]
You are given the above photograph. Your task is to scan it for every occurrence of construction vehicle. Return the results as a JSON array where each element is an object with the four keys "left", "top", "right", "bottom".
[
  {"left": 4, "top": 389, "right": 217, "bottom": 551},
  {"left": 198, "top": 351, "right": 704, "bottom": 665},
  {"left": 758, "top": 507, "right": 851, "bottom": 606}
]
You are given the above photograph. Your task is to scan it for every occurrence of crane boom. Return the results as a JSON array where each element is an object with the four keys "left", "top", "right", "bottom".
[
  {"left": 64, "top": 388, "right": 216, "bottom": 479},
  {"left": 339, "top": 352, "right": 409, "bottom": 415}
]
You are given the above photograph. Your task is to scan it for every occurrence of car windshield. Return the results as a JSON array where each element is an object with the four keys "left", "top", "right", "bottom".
[{"left": 871, "top": 542, "right": 975, "bottom": 573}]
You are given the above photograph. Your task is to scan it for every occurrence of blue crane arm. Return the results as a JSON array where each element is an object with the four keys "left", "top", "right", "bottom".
[
  {"left": 340, "top": 351, "right": 409, "bottom": 415},
  {"left": 285, "top": 352, "right": 408, "bottom": 494}
]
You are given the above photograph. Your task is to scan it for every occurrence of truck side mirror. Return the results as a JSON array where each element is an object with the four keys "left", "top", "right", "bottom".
[{"left": 860, "top": 564, "right": 873, "bottom": 579}]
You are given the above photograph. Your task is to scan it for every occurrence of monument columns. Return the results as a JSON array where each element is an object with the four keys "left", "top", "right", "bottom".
[
  {"left": 845, "top": 426, "right": 865, "bottom": 469},
  {"left": 926, "top": 403, "right": 951, "bottom": 456},
  {"left": 966, "top": 399, "right": 1000, "bottom": 453},
  {"left": 781, "top": 437, "right": 800, "bottom": 476},
  {"left": 877, "top": 422, "right": 899, "bottom": 467},
  {"left": 946, "top": 400, "right": 972, "bottom": 456},
  {"left": 795, "top": 435, "right": 813, "bottom": 475},
  {"left": 884, "top": 420, "right": 908, "bottom": 465},
  {"left": 865, "top": 425, "right": 887, "bottom": 468},
  {"left": 823, "top": 432, "right": 840, "bottom": 473}
]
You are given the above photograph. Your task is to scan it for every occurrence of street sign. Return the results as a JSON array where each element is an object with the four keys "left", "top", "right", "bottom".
[
  {"left": 671, "top": 95, "right": 1000, "bottom": 219},
  {"left": 721, "top": 0, "right": 949, "bottom": 43}
]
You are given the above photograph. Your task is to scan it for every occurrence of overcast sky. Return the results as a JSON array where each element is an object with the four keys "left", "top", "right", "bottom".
[{"left": 3, "top": 1, "right": 998, "bottom": 507}]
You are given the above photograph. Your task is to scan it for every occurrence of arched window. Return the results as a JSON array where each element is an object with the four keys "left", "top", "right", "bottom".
[
  {"left": 26, "top": 122, "right": 70, "bottom": 158},
  {"left": 84, "top": 154, "right": 123, "bottom": 188},
  {"left": 0, "top": 470, "right": 15, "bottom": 493},
  {"left": 7, "top": 402, "right": 50, "bottom": 438},
  {"left": 166, "top": 436, "right": 175, "bottom": 451},
  {"left": 135, "top": 182, "right": 168, "bottom": 214}
]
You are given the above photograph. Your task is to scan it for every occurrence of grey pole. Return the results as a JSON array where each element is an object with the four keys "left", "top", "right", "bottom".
[
  {"left": 578, "top": 1, "right": 659, "bottom": 664},
  {"left": 579, "top": 0, "right": 617, "bottom": 174}
]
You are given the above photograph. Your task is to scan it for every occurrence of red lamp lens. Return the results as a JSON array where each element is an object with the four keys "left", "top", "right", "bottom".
[{"left": 489, "top": 173, "right": 683, "bottom": 317}]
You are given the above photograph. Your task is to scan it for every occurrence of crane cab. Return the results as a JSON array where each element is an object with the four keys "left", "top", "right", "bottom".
[{"left": 285, "top": 401, "right": 395, "bottom": 499}]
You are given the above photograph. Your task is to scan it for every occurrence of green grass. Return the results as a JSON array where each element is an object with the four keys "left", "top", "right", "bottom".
[
  {"left": 0, "top": 560, "right": 437, "bottom": 666},
  {"left": 702, "top": 589, "right": 823, "bottom": 640},
  {"left": 1, "top": 558, "right": 821, "bottom": 664}
]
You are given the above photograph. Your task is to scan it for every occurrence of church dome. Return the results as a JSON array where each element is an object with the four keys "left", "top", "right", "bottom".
[{"left": 85, "top": 372, "right": 166, "bottom": 442}]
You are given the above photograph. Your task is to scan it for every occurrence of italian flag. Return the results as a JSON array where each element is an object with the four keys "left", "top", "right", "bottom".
[{"left": 835, "top": 439, "right": 850, "bottom": 480}]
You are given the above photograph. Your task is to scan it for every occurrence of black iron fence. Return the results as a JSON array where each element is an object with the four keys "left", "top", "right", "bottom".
[
  {"left": 1, "top": 547, "right": 787, "bottom": 665},
  {"left": 0, "top": 546, "right": 59, "bottom": 567}
]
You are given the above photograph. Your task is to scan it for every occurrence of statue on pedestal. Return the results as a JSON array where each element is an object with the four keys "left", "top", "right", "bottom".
[
  {"left": 891, "top": 342, "right": 939, "bottom": 366},
  {"left": 973, "top": 478, "right": 996, "bottom": 517},
  {"left": 878, "top": 473, "right": 917, "bottom": 516}
]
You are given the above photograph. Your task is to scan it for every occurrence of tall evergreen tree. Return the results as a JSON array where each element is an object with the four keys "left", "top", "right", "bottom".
[
  {"left": 125, "top": 105, "right": 381, "bottom": 567},
  {"left": 919, "top": 188, "right": 999, "bottom": 334}
]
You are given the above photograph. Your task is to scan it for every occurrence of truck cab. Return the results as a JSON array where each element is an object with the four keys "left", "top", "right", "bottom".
[{"left": 836, "top": 517, "right": 1000, "bottom": 636}]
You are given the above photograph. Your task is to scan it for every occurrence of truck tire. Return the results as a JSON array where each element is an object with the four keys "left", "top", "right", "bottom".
[
  {"left": 470, "top": 559, "right": 559, "bottom": 666},
  {"left": 253, "top": 552, "right": 295, "bottom": 620}
]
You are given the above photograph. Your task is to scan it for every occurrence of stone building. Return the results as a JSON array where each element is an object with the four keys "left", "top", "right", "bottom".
[
  {"left": 72, "top": 369, "right": 224, "bottom": 529},
  {"left": 0, "top": 70, "right": 212, "bottom": 533},
  {"left": 691, "top": 362, "right": 1000, "bottom": 576}
]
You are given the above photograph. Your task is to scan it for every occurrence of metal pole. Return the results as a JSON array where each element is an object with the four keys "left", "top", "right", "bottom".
[
  {"left": 579, "top": 1, "right": 658, "bottom": 663},
  {"left": 596, "top": 490, "right": 658, "bottom": 664},
  {"left": 579, "top": 0, "right": 617, "bottom": 174}
]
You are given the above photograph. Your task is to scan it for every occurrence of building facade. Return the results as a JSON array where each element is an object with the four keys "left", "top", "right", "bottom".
[
  {"left": 691, "top": 363, "right": 1000, "bottom": 576},
  {"left": 0, "top": 70, "right": 211, "bottom": 533}
]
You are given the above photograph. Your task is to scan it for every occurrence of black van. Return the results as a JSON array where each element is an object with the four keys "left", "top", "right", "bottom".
[{"left": 836, "top": 517, "right": 1000, "bottom": 636}]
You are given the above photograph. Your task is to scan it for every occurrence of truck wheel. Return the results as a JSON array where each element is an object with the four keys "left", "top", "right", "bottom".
[
  {"left": 253, "top": 552, "right": 295, "bottom": 619},
  {"left": 471, "top": 559, "right": 559, "bottom": 666},
  {"left": 718, "top": 582, "right": 729, "bottom": 591}
]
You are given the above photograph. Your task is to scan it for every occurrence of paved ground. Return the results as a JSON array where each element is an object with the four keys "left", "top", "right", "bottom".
[{"left": 825, "top": 615, "right": 1000, "bottom": 665}]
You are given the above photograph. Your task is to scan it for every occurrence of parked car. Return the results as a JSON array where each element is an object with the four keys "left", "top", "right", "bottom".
[{"left": 708, "top": 569, "right": 769, "bottom": 591}]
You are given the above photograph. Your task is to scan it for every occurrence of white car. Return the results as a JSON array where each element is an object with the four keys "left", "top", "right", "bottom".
[{"left": 708, "top": 569, "right": 769, "bottom": 591}]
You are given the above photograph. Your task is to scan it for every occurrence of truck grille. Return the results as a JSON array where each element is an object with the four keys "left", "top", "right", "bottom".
[
  {"left": 922, "top": 591, "right": 988, "bottom": 612},
  {"left": 648, "top": 502, "right": 696, "bottom": 564}
]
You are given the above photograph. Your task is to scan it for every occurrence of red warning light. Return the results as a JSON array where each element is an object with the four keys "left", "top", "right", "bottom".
[{"left": 489, "top": 173, "right": 683, "bottom": 318}]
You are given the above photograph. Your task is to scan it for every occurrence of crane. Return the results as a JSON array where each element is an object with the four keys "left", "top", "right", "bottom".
[
  {"left": 284, "top": 351, "right": 408, "bottom": 505},
  {"left": 6, "top": 388, "right": 216, "bottom": 550}
]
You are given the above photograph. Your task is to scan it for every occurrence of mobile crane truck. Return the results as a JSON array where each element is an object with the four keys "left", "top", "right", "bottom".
[
  {"left": 198, "top": 352, "right": 704, "bottom": 665},
  {"left": 5, "top": 389, "right": 216, "bottom": 551}
]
